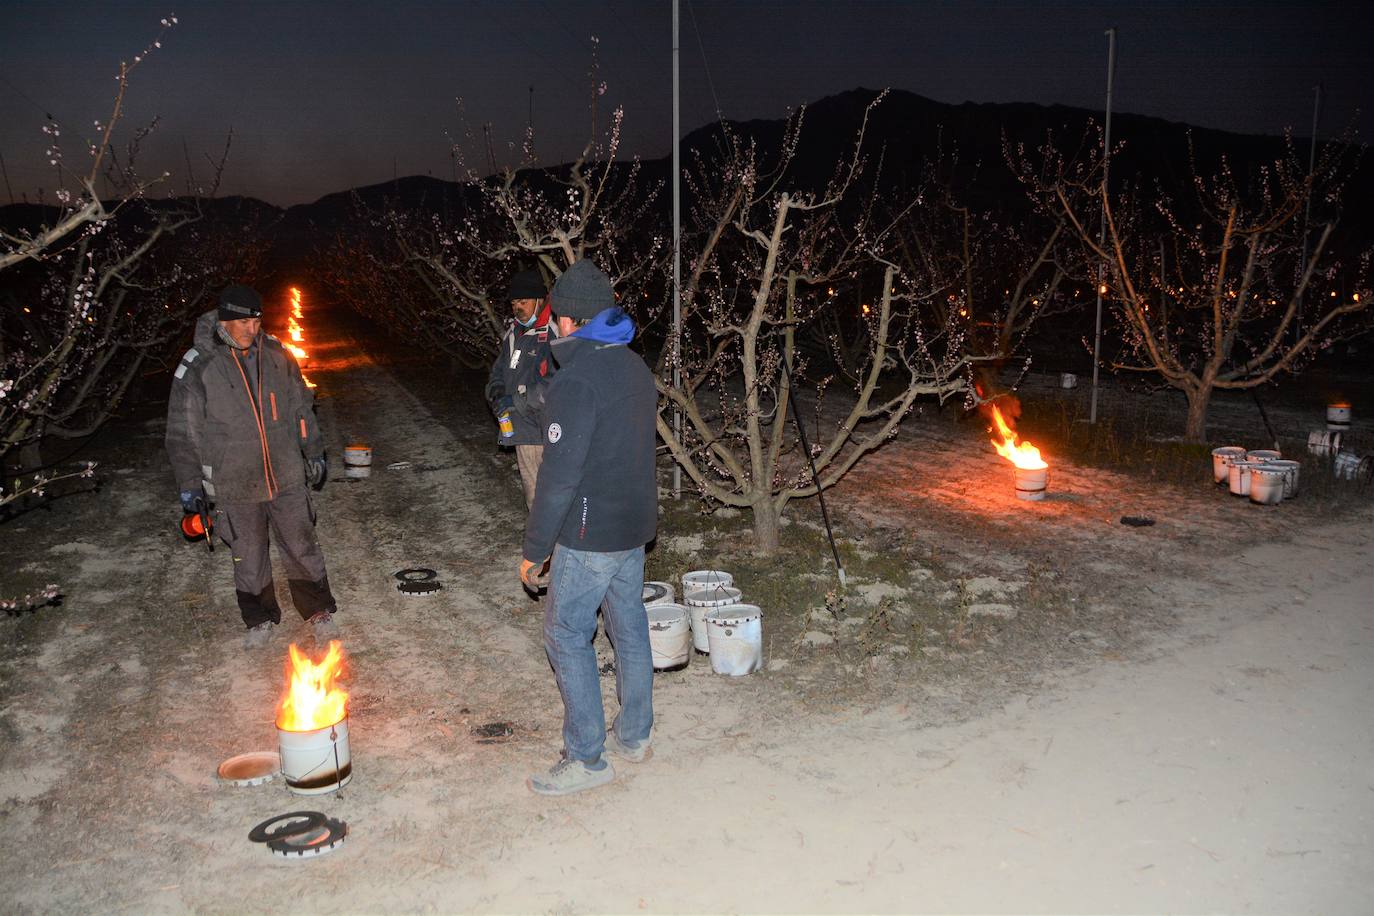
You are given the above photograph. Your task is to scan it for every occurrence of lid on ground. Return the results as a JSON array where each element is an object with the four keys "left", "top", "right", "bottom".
[{"left": 218, "top": 751, "right": 281, "bottom": 786}]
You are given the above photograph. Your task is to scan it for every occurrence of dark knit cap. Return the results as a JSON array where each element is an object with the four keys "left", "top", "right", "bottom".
[
  {"left": 218, "top": 284, "right": 263, "bottom": 320},
  {"left": 505, "top": 268, "right": 547, "bottom": 301},
  {"left": 550, "top": 260, "right": 614, "bottom": 320}
]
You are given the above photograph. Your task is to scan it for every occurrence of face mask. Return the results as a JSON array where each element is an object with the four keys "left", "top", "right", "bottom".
[{"left": 517, "top": 312, "right": 538, "bottom": 328}]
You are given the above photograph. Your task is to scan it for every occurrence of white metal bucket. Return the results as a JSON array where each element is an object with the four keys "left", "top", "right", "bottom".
[
  {"left": 1308, "top": 430, "right": 1342, "bottom": 456},
  {"left": 1228, "top": 460, "right": 1260, "bottom": 496},
  {"left": 682, "top": 570, "right": 733, "bottom": 593},
  {"left": 642, "top": 581, "right": 675, "bottom": 607},
  {"left": 1246, "top": 448, "right": 1281, "bottom": 463},
  {"left": 1211, "top": 446, "right": 1246, "bottom": 484},
  {"left": 343, "top": 444, "right": 372, "bottom": 479},
  {"left": 1327, "top": 404, "right": 1352, "bottom": 431},
  {"left": 277, "top": 717, "right": 352, "bottom": 795},
  {"left": 1013, "top": 465, "right": 1048, "bottom": 501},
  {"left": 1249, "top": 465, "right": 1285, "bottom": 505},
  {"left": 1060, "top": 372, "right": 1078, "bottom": 389},
  {"left": 1333, "top": 452, "right": 1372, "bottom": 481},
  {"left": 1266, "top": 459, "right": 1301, "bottom": 499},
  {"left": 684, "top": 585, "right": 743, "bottom": 653},
  {"left": 646, "top": 603, "right": 691, "bottom": 670},
  {"left": 705, "top": 604, "right": 763, "bottom": 676}
]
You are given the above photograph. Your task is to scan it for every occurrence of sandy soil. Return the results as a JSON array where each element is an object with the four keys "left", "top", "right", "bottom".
[{"left": 2, "top": 297, "right": 1371, "bottom": 914}]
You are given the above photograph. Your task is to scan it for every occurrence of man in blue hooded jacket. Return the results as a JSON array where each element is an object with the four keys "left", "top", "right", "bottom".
[{"left": 519, "top": 259, "right": 658, "bottom": 796}]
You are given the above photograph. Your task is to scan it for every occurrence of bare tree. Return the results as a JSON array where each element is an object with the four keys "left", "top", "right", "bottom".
[
  {"left": 661, "top": 96, "right": 976, "bottom": 552},
  {"left": 1015, "top": 129, "right": 1372, "bottom": 440}
]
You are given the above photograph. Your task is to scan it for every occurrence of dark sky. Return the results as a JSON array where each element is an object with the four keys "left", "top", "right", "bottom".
[{"left": 1, "top": 1, "right": 1366, "bottom": 207}]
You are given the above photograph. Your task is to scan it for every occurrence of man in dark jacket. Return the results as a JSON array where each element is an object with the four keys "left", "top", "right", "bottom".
[
  {"left": 519, "top": 259, "right": 658, "bottom": 796},
  {"left": 485, "top": 268, "right": 558, "bottom": 508},
  {"left": 166, "top": 285, "right": 339, "bottom": 649}
]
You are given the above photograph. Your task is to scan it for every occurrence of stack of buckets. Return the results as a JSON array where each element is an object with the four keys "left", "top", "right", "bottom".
[
  {"left": 1210, "top": 447, "right": 1300, "bottom": 506},
  {"left": 642, "top": 570, "right": 763, "bottom": 676}
]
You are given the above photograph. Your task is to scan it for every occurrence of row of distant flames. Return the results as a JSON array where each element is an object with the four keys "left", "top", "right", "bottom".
[{"left": 278, "top": 286, "right": 340, "bottom": 732}]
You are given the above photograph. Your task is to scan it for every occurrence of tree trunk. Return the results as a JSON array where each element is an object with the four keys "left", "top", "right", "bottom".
[
  {"left": 1183, "top": 384, "right": 1213, "bottom": 442},
  {"left": 750, "top": 498, "right": 781, "bottom": 554}
]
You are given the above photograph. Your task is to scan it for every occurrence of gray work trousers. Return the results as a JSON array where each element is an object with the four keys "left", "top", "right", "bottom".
[
  {"left": 516, "top": 444, "right": 544, "bottom": 510},
  {"left": 216, "top": 487, "right": 336, "bottom": 628}
]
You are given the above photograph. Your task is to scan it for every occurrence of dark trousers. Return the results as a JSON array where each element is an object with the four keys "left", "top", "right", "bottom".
[{"left": 216, "top": 488, "right": 336, "bottom": 628}]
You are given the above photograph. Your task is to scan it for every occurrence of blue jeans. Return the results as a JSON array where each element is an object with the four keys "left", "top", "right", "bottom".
[{"left": 543, "top": 544, "right": 654, "bottom": 763}]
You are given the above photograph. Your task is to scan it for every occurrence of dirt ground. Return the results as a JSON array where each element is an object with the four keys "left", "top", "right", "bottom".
[{"left": 2, "top": 295, "right": 1372, "bottom": 914}]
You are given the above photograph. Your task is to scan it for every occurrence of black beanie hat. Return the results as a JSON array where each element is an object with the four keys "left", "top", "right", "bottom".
[
  {"left": 218, "top": 284, "right": 263, "bottom": 320},
  {"left": 550, "top": 260, "right": 614, "bottom": 320},
  {"left": 505, "top": 268, "right": 547, "bottom": 301}
]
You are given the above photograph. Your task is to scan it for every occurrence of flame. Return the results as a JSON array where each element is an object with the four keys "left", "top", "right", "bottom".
[
  {"left": 277, "top": 641, "right": 348, "bottom": 731},
  {"left": 988, "top": 404, "right": 1047, "bottom": 470},
  {"left": 290, "top": 286, "right": 303, "bottom": 319},
  {"left": 285, "top": 342, "right": 309, "bottom": 362}
]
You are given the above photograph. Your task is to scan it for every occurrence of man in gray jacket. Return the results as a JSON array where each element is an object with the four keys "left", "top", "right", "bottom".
[{"left": 166, "top": 285, "right": 339, "bottom": 649}]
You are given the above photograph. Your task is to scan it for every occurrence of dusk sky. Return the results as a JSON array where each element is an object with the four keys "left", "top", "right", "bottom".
[{"left": 1, "top": 1, "right": 1366, "bottom": 208}]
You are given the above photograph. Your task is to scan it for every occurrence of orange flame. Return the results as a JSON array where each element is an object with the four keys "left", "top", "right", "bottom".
[
  {"left": 290, "top": 286, "right": 303, "bottom": 319},
  {"left": 989, "top": 404, "right": 1047, "bottom": 470},
  {"left": 285, "top": 341, "right": 309, "bottom": 362},
  {"left": 303, "top": 374, "right": 317, "bottom": 389},
  {"left": 277, "top": 641, "right": 348, "bottom": 731}
]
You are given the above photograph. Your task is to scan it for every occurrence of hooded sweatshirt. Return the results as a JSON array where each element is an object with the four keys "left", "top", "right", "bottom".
[
  {"left": 523, "top": 307, "right": 657, "bottom": 560},
  {"left": 165, "top": 310, "right": 323, "bottom": 503}
]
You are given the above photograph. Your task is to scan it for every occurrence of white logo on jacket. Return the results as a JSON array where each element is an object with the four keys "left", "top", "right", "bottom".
[{"left": 547, "top": 422, "right": 562, "bottom": 444}]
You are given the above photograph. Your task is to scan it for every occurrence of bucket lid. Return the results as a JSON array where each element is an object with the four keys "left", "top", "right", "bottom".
[
  {"left": 218, "top": 751, "right": 281, "bottom": 786},
  {"left": 684, "top": 586, "right": 742, "bottom": 607},
  {"left": 704, "top": 603, "right": 762, "bottom": 625}
]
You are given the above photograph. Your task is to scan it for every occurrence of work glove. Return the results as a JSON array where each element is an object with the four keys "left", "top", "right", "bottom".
[
  {"left": 179, "top": 488, "right": 205, "bottom": 514},
  {"left": 520, "top": 556, "right": 551, "bottom": 590},
  {"left": 306, "top": 455, "right": 328, "bottom": 491}
]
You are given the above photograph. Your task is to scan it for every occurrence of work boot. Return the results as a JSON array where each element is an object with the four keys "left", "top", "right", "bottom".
[
  {"left": 527, "top": 755, "right": 615, "bottom": 796},
  {"left": 605, "top": 729, "right": 653, "bottom": 764},
  {"left": 243, "top": 621, "right": 275, "bottom": 649},
  {"left": 309, "top": 611, "right": 341, "bottom": 643}
]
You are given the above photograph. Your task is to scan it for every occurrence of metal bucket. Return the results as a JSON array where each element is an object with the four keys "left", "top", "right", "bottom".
[
  {"left": 705, "top": 604, "right": 763, "bottom": 676},
  {"left": 1211, "top": 446, "right": 1246, "bottom": 484},
  {"left": 1013, "top": 465, "right": 1048, "bottom": 501},
  {"left": 684, "top": 586, "right": 743, "bottom": 653},
  {"left": 1265, "top": 459, "right": 1301, "bottom": 500},
  {"left": 277, "top": 716, "right": 352, "bottom": 795},
  {"left": 1249, "top": 465, "right": 1286, "bottom": 506},
  {"left": 1308, "top": 430, "right": 1342, "bottom": 456},
  {"left": 681, "top": 570, "right": 733, "bottom": 593},
  {"left": 343, "top": 444, "right": 372, "bottom": 479},
  {"left": 1333, "top": 452, "right": 1372, "bottom": 482},
  {"left": 1228, "top": 460, "right": 1261, "bottom": 496},
  {"left": 1246, "top": 448, "right": 1281, "bottom": 463},
  {"left": 646, "top": 603, "right": 691, "bottom": 670},
  {"left": 1327, "top": 404, "right": 1352, "bottom": 432}
]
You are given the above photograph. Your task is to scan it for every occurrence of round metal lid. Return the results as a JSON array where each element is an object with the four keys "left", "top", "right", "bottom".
[{"left": 217, "top": 751, "right": 281, "bottom": 787}]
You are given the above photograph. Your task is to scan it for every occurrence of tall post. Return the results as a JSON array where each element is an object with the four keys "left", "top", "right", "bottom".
[
  {"left": 1089, "top": 26, "right": 1116, "bottom": 424},
  {"left": 671, "top": 0, "right": 683, "bottom": 498}
]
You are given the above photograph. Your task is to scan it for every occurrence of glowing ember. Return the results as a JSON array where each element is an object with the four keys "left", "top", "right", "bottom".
[
  {"left": 277, "top": 640, "right": 348, "bottom": 732},
  {"left": 988, "top": 404, "right": 1047, "bottom": 470}
]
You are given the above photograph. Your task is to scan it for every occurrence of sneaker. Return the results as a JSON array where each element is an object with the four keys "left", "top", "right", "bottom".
[
  {"left": 605, "top": 730, "right": 653, "bottom": 763},
  {"left": 243, "top": 621, "right": 275, "bottom": 649},
  {"left": 527, "top": 756, "right": 615, "bottom": 796},
  {"left": 309, "top": 611, "right": 341, "bottom": 643}
]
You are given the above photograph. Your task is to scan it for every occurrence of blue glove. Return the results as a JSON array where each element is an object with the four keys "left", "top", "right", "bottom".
[
  {"left": 307, "top": 456, "right": 328, "bottom": 491},
  {"left": 179, "top": 489, "right": 204, "bottom": 513}
]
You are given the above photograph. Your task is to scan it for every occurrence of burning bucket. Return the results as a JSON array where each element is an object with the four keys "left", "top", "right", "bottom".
[
  {"left": 1327, "top": 403, "right": 1352, "bottom": 432},
  {"left": 278, "top": 718, "right": 353, "bottom": 795},
  {"left": 1211, "top": 446, "right": 1247, "bottom": 484},
  {"left": 343, "top": 444, "right": 372, "bottom": 479},
  {"left": 1013, "top": 465, "right": 1048, "bottom": 501},
  {"left": 276, "top": 641, "right": 351, "bottom": 795},
  {"left": 684, "top": 585, "right": 743, "bottom": 653}
]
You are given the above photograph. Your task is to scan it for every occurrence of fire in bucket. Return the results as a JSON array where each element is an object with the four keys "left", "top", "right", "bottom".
[
  {"left": 276, "top": 640, "right": 352, "bottom": 795},
  {"left": 988, "top": 404, "right": 1049, "bottom": 500}
]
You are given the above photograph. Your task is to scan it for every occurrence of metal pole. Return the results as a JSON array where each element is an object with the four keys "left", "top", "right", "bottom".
[
  {"left": 778, "top": 340, "right": 846, "bottom": 587},
  {"left": 1089, "top": 27, "right": 1116, "bottom": 424},
  {"left": 671, "top": 0, "right": 683, "bottom": 498}
]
